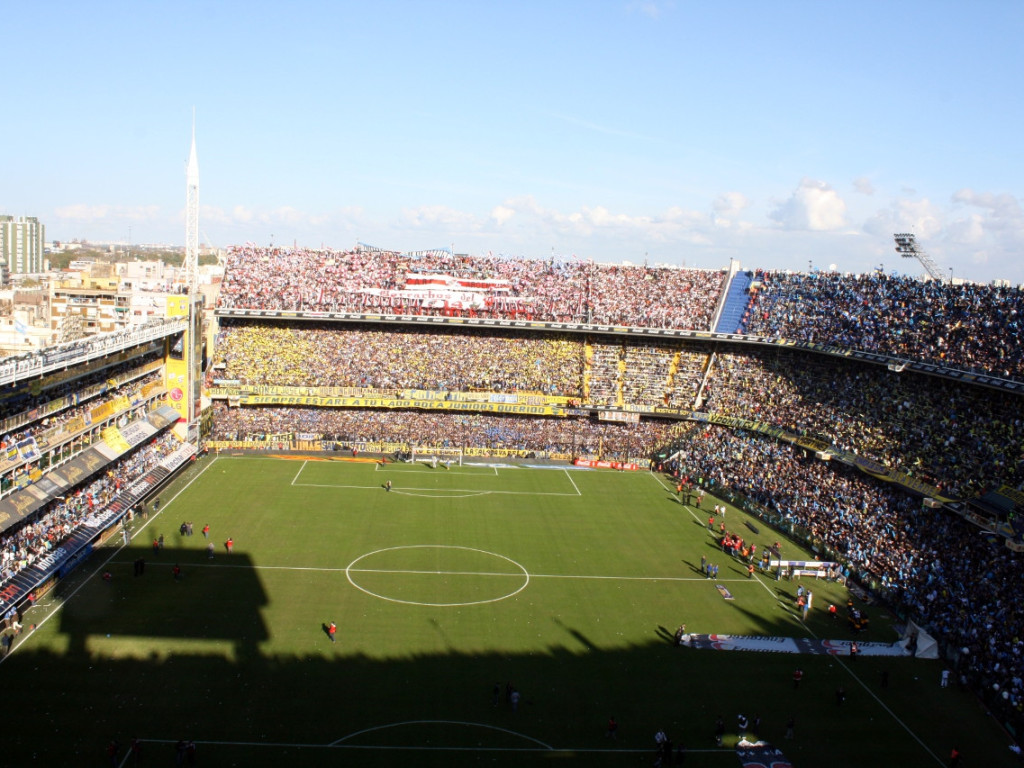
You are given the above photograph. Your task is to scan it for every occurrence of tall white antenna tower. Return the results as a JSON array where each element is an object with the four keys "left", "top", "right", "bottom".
[
  {"left": 894, "top": 233, "right": 946, "bottom": 282},
  {"left": 183, "top": 109, "right": 200, "bottom": 294}
]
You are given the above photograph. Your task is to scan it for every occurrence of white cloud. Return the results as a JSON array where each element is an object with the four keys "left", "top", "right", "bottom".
[
  {"left": 862, "top": 197, "right": 944, "bottom": 241},
  {"left": 265, "top": 206, "right": 307, "bottom": 226},
  {"left": 713, "top": 192, "right": 751, "bottom": 216},
  {"left": 490, "top": 204, "right": 516, "bottom": 226},
  {"left": 480, "top": 195, "right": 711, "bottom": 245},
  {"left": 769, "top": 179, "right": 847, "bottom": 231},
  {"left": 857, "top": 191, "right": 1024, "bottom": 283},
  {"left": 945, "top": 212, "right": 986, "bottom": 245},
  {"left": 198, "top": 205, "right": 243, "bottom": 225},
  {"left": 49, "top": 184, "right": 1023, "bottom": 284},
  {"left": 54, "top": 204, "right": 160, "bottom": 222},
  {"left": 853, "top": 177, "right": 875, "bottom": 195},
  {"left": 54, "top": 204, "right": 111, "bottom": 220},
  {"left": 951, "top": 188, "right": 1024, "bottom": 235},
  {"left": 399, "top": 205, "right": 480, "bottom": 231}
]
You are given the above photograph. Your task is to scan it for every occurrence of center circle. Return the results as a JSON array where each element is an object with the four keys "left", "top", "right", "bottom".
[{"left": 345, "top": 545, "right": 530, "bottom": 607}]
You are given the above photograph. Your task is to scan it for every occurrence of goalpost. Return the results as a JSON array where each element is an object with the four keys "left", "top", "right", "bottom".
[{"left": 410, "top": 446, "right": 463, "bottom": 466}]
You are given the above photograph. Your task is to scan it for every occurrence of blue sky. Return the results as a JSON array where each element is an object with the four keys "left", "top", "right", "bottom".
[{"left": 4, "top": 1, "right": 1023, "bottom": 284}]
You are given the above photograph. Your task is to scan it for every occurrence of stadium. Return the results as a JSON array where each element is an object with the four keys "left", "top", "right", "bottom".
[{"left": 1, "top": 243, "right": 1023, "bottom": 767}]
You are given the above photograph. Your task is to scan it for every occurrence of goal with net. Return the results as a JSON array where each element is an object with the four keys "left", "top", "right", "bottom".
[{"left": 410, "top": 446, "right": 463, "bottom": 466}]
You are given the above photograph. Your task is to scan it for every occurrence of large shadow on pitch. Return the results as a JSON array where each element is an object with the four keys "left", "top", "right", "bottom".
[
  {"left": 56, "top": 544, "right": 270, "bottom": 659},
  {"left": 0, "top": 612, "right": 978, "bottom": 768}
]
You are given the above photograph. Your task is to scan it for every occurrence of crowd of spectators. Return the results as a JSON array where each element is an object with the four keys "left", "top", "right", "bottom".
[
  {"left": 209, "top": 403, "right": 675, "bottom": 461},
  {"left": 213, "top": 322, "right": 586, "bottom": 396},
  {"left": 585, "top": 341, "right": 707, "bottom": 408},
  {"left": 701, "top": 347, "right": 1024, "bottom": 498},
  {"left": 216, "top": 245, "right": 724, "bottom": 330},
  {"left": 212, "top": 318, "right": 1023, "bottom": 498},
  {"left": 217, "top": 246, "right": 1024, "bottom": 383},
  {"left": 2, "top": 368, "right": 162, "bottom": 449},
  {"left": 670, "top": 424, "right": 1024, "bottom": 723},
  {"left": 741, "top": 270, "right": 1024, "bottom": 381},
  {"left": 0, "top": 431, "right": 181, "bottom": 587},
  {"left": 1, "top": 366, "right": 165, "bottom": 495},
  {"left": 0, "top": 335, "right": 176, "bottom": 586},
  {"left": 209, "top": 263, "right": 1024, "bottom": 716},
  {"left": 214, "top": 322, "right": 714, "bottom": 411},
  {"left": 0, "top": 352, "right": 164, "bottom": 435}
]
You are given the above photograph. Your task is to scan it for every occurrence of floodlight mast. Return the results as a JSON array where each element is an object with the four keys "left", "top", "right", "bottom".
[
  {"left": 184, "top": 109, "right": 200, "bottom": 295},
  {"left": 894, "top": 233, "right": 946, "bottom": 282}
]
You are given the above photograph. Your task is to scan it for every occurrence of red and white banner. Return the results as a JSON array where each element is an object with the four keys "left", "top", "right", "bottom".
[{"left": 573, "top": 459, "right": 641, "bottom": 471}]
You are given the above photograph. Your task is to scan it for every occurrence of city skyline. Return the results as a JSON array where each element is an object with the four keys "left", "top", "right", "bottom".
[{"left": 3, "top": 1, "right": 1023, "bottom": 284}]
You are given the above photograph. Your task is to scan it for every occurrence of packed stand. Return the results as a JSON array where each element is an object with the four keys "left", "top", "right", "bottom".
[
  {"left": 663, "top": 344, "right": 711, "bottom": 410},
  {"left": 209, "top": 403, "right": 675, "bottom": 461},
  {"left": 216, "top": 245, "right": 724, "bottom": 330},
  {"left": 701, "top": 348, "right": 1024, "bottom": 498},
  {"left": 620, "top": 344, "right": 676, "bottom": 408},
  {"left": 586, "top": 341, "right": 625, "bottom": 406},
  {"left": 214, "top": 322, "right": 710, "bottom": 410},
  {"left": 742, "top": 271, "right": 1024, "bottom": 381},
  {"left": 671, "top": 424, "right": 1024, "bottom": 725},
  {"left": 2, "top": 367, "right": 166, "bottom": 494},
  {"left": 0, "top": 353, "right": 164, "bottom": 437},
  {"left": 0, "top": 431, "right": 181, "bottom": 587},
  {"left": 212, "top": 322, "right": 586, "bottom": 396}
]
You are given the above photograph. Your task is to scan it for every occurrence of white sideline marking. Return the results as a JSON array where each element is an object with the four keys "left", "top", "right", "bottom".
[{"left": 375, "top": 463, "right": 498, "bottom": 476}]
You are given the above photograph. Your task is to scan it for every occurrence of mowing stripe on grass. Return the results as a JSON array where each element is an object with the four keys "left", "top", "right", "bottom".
[
  {"left": 136, "top": 733, "right": 724, "bottom": 755},
  {"left": 119, "top": 561, "right": 761, "bottom": 585},
  {"left": 291, "top": 481, "right": 580, "bottom": 496}
]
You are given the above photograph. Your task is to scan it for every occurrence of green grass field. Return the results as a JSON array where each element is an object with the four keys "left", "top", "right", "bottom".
[{"left": 2, "top": 454, "right": 1015, "bottom": 767}]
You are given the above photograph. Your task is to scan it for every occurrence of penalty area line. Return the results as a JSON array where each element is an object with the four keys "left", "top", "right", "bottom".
[{"left": 563, "top": 467, "right": 581, "bottom": 496}]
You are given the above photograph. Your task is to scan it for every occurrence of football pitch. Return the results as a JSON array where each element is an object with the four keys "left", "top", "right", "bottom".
[{"left": 2, "top": 455, "right": 1014, "bottom": 767}]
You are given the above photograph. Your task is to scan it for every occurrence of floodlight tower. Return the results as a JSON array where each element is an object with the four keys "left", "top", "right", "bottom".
[
  {"left": 164, "top": 113, "right": 207, "bottom": 441},
  {"left": 184, "top": 110, "right": 200, "bottom": 294},
  {"left": 894, "top": 233, "right": 946, "bottom": 282},
  {"left": 182, "top": 116, "right": 201, "bottom": 436}
]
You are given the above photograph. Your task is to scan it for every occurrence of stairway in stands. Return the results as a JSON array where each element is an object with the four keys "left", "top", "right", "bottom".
[{"left": 713, "top": 270, "right": 754, "bottom": 333}]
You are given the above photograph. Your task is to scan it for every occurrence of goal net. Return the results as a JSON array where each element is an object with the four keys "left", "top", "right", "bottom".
[{"left": 410, "top": 446, "right": 463, "bottom": 466}]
